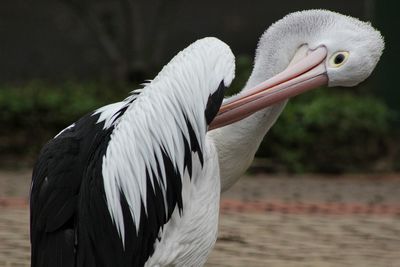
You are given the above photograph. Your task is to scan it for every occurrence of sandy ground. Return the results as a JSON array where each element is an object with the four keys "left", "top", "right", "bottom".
[{"left": 1, "top": 170, "right": 400, "bottom": 266}]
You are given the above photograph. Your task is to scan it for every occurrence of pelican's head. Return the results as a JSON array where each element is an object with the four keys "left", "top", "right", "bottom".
[
  {"left": 210, "top": 10, "right": 384, "bottom": 130},
  {"left": 302, "top": 10, "right": 384, "bottom": 87}
]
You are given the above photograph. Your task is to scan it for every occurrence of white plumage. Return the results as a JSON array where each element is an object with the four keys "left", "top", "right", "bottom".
[
  {"left": 101, "top": 37, "right": 234, "bottom": 243},
  {"left": 146, "top": 137, "right": 221, "bottom": 266},
  {"left": 210, "top": 10, "right": 384, "bottom": 192}
]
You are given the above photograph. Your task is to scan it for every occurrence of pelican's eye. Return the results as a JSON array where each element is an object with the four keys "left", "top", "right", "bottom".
[{"left": 329, "top": 51, "right": 349, "bottom": 68}]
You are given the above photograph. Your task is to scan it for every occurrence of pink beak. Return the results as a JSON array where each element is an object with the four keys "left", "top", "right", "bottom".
[{"left": 209, "top": 46, "right": 329, "bottom": 130}]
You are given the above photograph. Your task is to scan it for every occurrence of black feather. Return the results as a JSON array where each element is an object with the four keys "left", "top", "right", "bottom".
[{"left": 205, "top": 81, "right": 226, "bottom": 125}]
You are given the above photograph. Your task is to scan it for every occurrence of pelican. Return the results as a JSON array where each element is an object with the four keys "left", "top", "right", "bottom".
[
  {"left": 209, "top": 10, "right": 384, "bottom": 191},
  {"left": 30, "top": 38, "right": 236, "bottom": 267},
  {"left": 30, "top": 9, "right": 384, "bottom": 267}
]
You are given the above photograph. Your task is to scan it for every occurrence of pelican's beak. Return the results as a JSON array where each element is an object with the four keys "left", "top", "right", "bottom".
[{"left": 209, "top": 46, "right": 328, "bottom": 130}]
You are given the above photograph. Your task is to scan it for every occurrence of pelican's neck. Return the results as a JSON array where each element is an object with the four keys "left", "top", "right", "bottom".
[
  {"left": 209, "top": 85, "right": 288, "bottom": 192},
  {"left": 210, "top": 12, "right": 324, "bottom": 192}
]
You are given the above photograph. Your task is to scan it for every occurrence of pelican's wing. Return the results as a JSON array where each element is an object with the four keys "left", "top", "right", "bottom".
[
  {"left": 76, "top": 87, "right": 226, "bottom": 266},
  {"left": 30, "top": 96, "right": 137, "bottom": 267}
]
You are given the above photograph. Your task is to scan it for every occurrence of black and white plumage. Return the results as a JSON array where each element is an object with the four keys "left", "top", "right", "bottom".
[
  {"left": 31, "top": 9, "right": 385, "bottom": 267},
  {"left": 30, "top": 37, "right": 235, "bottom": 267}
]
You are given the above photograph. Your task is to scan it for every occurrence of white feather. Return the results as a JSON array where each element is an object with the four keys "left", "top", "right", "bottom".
[
  {"left": 145, "top": 137, "right": 221, "bottom": 266},
  {"left": 54, "top": 123, "right": 75, "bottom": 138},
  {"left": 97, "top": 37, "right": 235, "bottom": 244}
]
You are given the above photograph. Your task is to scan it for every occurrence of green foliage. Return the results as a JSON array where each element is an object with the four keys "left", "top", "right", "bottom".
[
  {"left": 0, "top": 81, "right": 131, "bottom": 156},
  {"left": 0, "top": 81, "right": 129, "bottom": 126},
  {"left": 0, "top": 75, "right": 397, "bottom": 172},
  {"left": 226, "top": 55, "right": 253, "bottom": 96},
  {"left": 257, "top": 90, "right": 396, "bottom": 173}
]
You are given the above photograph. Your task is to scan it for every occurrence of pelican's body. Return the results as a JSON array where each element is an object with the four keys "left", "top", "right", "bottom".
[
  {"left": 30, "top": 38, "right": 235, "bottom": 267},
  {"left": 31, "top": 9, "right": 384, "bottom": 267}
]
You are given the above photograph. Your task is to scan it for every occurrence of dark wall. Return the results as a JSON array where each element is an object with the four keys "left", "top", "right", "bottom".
[
  {"left": 0, "top": 0, "right": 370, "bottom": 82},
  {"left": 168, "top": 0, "right": 369, "bottom": 57},
  {"left": 375, "top": 1, "right": 400, "bottom": 120},
  {"left": 0, "top": 0, "right": 107, "bottom": 81}
]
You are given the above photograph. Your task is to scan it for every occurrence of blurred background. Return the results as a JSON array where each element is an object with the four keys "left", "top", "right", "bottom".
[
  {"left": 0, "top": 0, "right": 399, "bottom": 266},
  {"left": 0, "top": 0, "right": 399, "bottom": 171}
]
